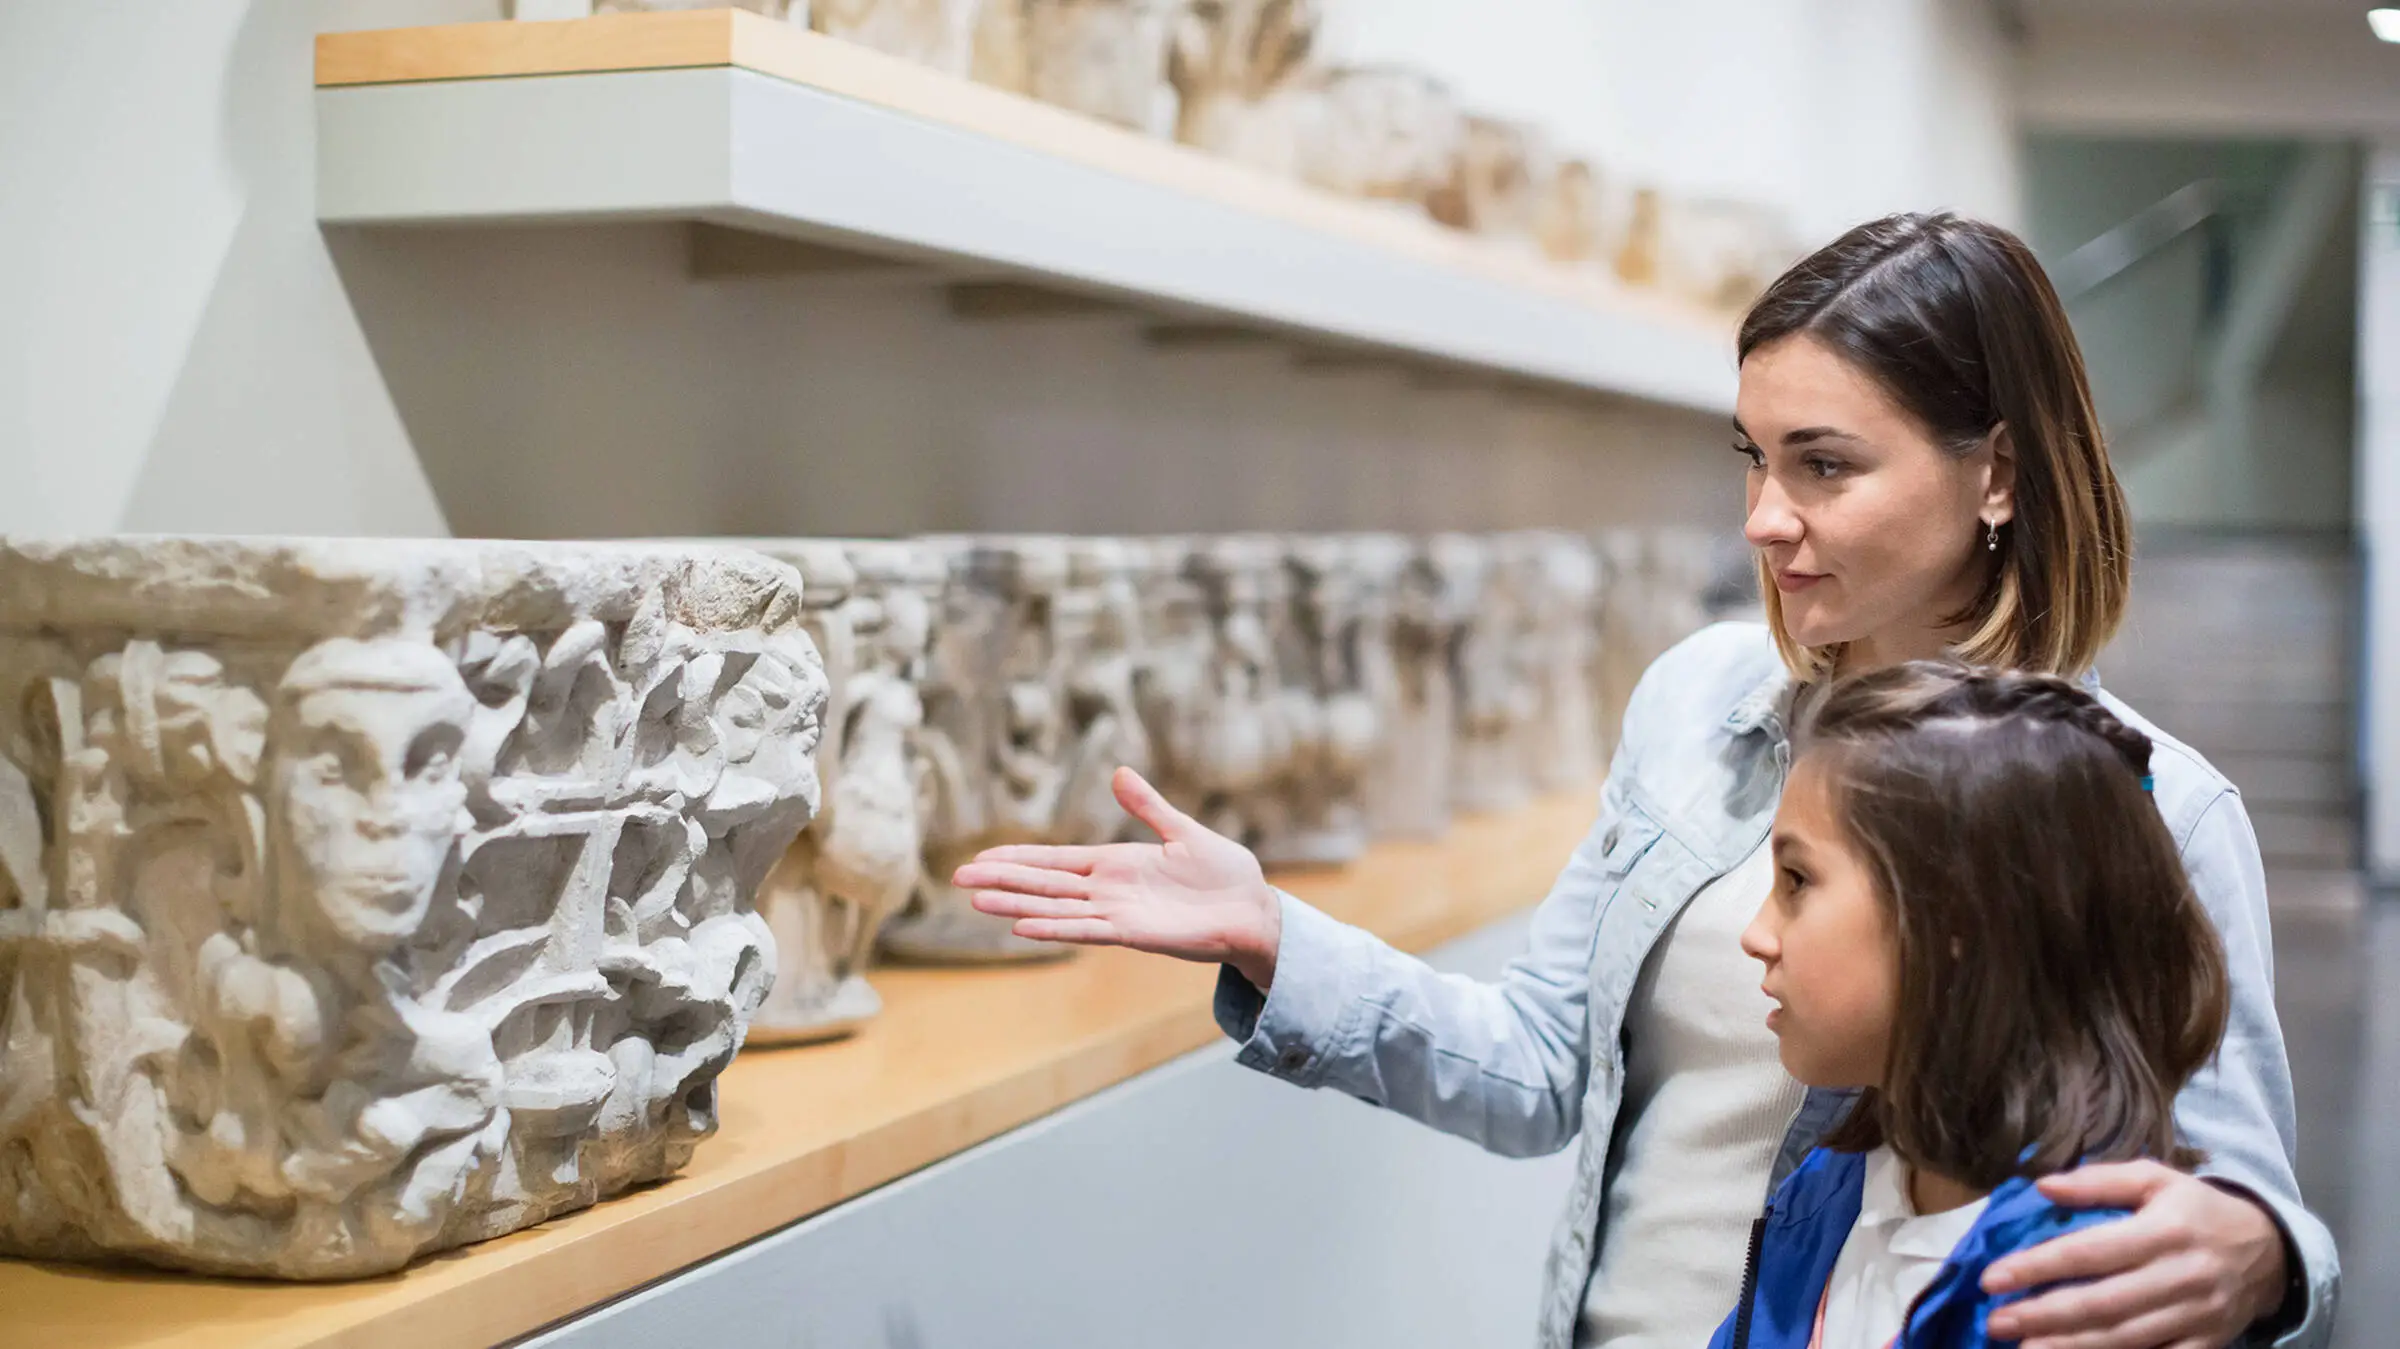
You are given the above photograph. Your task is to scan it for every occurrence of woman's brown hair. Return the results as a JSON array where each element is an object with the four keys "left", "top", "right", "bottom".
[
  {"left": 1802, "top": 662, "right": 2229, "bottom": 1187},
  {"left": 1740, "top": 213, "right": 2132, "bottom": 679}
]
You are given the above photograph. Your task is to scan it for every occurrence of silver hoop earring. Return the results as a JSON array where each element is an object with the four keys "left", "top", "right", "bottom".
[{"left": 1986, "top": 521, "right": 2000, "bottom": 552}]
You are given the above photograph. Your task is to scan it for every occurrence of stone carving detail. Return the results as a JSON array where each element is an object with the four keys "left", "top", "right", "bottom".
[
  {"left": 814, "top": 0, "right": 982, "bottom": 76},
  {"left": 0, "top": 538, "right": 823, "bottom": 1278},
  {"left": 1253, "top": 536, "right": 1389, "bottom": 867},
  {"left": 881, "top": 539, "right": 1078, "bottom": 963},
  {"left": 1521, "top": 532, "right": 1605, "bottom": 791},
  {"left": 1022, "top": 0, "right": 1184, "bottom": 136},
  {"left": 748, "top": 542, "right": 942, "bottom": 1044}
]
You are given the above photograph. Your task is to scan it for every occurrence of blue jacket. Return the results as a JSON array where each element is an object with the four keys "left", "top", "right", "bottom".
[
  {"left": 1216, "top": 623, "right": 2336, "bottom": 1346},
  {"left": 1705, "top": 1148, "right": 2133, "bottom": 1349}
]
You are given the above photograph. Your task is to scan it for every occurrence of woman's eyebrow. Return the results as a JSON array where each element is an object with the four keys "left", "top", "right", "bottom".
[{"left": 1783, "top": 426, "right": 1863, "bottom": 446}]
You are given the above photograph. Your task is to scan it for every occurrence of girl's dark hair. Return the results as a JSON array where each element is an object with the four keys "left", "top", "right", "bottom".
[
  {"left": 1740, "top": 213, "right": 2131, "bottom": 680},
  {"left": 1802, "top": 662, "right": 2230, "bottom": 1187}
]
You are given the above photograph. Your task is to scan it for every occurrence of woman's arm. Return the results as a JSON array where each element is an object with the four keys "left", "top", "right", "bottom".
[
  {"left": 956, "top": 761, "right": 1641, "bottom": 1161},
  {"left": 1984, "top": 788, "right": 2339, "bottom": 1348}
]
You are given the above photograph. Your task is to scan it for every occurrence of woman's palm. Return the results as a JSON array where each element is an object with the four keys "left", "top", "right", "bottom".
[{"left": 952, "top": 769, "right": 1281, "bottom": 979}]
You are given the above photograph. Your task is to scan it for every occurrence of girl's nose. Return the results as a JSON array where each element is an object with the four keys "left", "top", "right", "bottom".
[{"left": 1739, "top": 907, "right": 1778, "bottom": 965}]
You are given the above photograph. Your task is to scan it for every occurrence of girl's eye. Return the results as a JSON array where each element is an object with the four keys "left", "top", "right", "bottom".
[
  {"left": 1732, "top": 440, "right": 1765, "bottom": 470},
  {"left": 1780, "top": 866, "right": 1808, "bottom": 895}
]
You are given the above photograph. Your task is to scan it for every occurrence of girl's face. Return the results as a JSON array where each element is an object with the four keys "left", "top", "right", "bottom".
[
  {"left": 1740, "top": 753, "right": 1897, "bottom": 1087},
  {"left": 1735, "top": 334, "right": 2014, "bottom": 668}
]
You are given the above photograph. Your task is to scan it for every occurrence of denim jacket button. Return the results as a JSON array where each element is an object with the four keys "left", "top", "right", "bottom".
[{"left": 1277, "top": 1047, "right": 1308, "bottom": 1072}]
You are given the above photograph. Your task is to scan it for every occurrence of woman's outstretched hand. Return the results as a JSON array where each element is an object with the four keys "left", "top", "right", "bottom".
[{"left": 954, "top": 768, "right": 1284, "bottom": 992}]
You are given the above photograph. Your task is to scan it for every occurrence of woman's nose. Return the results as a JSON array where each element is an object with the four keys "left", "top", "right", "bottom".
[{"left": 1743, "top": 479, "right": 1801, "bottom": 550}]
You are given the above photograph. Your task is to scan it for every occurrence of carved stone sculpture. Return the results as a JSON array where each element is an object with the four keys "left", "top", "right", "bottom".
[
  {"left": 1658, "top": 197, "right": 1801, "bottom": 312},
  {"left": 1172, "top": 537, "right": 1300, "bottom": 852},
  {"left": 1444, "top": 534, "right": 1537, "bottom": 814},
  {"left": 1516, "top": 533, "right": 1604, "bottom": 790},
  {"left": 1535, "top": 159, "right": 1607, "bottom": 267},
  {"left": 1251, "top": 536, "right": 1389, "bottom": 868},
  {"left": 1022, "top": 0, "right": 1183, "bottom": 136},
  {"left": 1428, "top": 116, "right": 1552, "bottom": 240},
  {"left": 1050, "top": 539, "right": 1158, "bottom": 847},
  {"left": 972, "top": 0, "right": 1035, "bottom": 91},
  {"left": 747, "top": 541, "right": 942, "bottom": 1045},
  {"left": 814, "top": 0, "right": 981, "bottom": 76},
  {"left": 881, "top": 538, "right": 1075, "bottom": 963},
  {"left": 0, "top": 537, "right": 823, "bottom": 1279},
  {"left": 1290, "top": 67, "right": 1466, "bottom": 212},
  {"left": 1168, "top": 0, "right": 1318, "bottom": 176},
  {"left": 1364, "top": 537, "right": 1463, "bottom": 837},
  {"left": 1127, "top": 537, "right": 1214, "bottom": 819}
]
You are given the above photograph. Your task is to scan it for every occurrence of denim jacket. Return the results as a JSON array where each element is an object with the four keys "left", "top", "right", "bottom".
[
  {"left": 1702, "top": 1148, "right": 2133, "bottom": 1349},
  {"left": 1214, "top": 622, "right": 2338, "bottom": 1349}
]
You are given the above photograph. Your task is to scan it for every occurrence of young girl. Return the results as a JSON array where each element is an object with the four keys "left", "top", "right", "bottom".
[{"left": 1713, "top": 662, "right": 2231, "bottom": 1349}]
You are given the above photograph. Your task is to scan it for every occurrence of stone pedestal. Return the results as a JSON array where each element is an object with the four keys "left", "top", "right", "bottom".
[{"left": 0, "top": 537, "right": 824, "bottom": 1278}]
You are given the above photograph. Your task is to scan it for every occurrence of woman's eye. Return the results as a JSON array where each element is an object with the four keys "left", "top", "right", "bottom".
[{"left": 1804, "top": 455, "right": 1846, "bottom": 480}]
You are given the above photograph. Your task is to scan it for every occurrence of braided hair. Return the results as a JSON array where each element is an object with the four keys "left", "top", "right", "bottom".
[{"left": 1796, "top": 660, "right": 2229, "bottom": 1186}]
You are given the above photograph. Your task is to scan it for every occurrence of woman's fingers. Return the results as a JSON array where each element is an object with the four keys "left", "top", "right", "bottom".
[
  {"left": 1010, "top": 916, "right": 1120, "bottom": 945},
  {"left": 962, "top": 843, "right": 1102, "bottom": 875},
  {"left": 1112, "top": 767, "right": 1203, "bottom": 842},
  {"left": 2030, "top": 1159, "right": 2179, "bottom": 1211},
  {"left": 1985, "top": 1178, "right": 2175, "bottom": 1295},
  {"left": 971, "top": 891, "right": 1091, "bottom": 921},
  {"left": 1986, "top": 1242, "right": 2211, "bottom": 1342},
  {"left": 950, "top": 860, "right": 1090, "bottom": 899}
]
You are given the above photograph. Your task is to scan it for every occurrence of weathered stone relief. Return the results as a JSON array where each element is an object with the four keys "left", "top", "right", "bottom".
[
  {"left": 1252, "top": 536, "right": 1389, "bottom": 868},
  {"left": 0, "top": 538, "right": 824, "bottom": 1278},
  {"left": 1021, "top": 0, "right": 1184, "bottom": 136},
  {"left": 746, "top": 542, "right": 942, "bottom": 1045},
  {"left": 814, "top": 0, "right": 982, "bottom": 76},
  {"left": 880, "top": 539, "right": 1078, "bottom": 963}
]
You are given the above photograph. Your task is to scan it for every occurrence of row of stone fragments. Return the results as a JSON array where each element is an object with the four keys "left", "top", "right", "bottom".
[{"left": 0, "top": 529, "right": 1719, "bottom": 1279}]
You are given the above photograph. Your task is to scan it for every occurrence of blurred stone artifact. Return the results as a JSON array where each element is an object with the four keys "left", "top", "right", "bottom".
[
  {"left": 813, "top": 0, "right": 982, "bottom": 74},
  {"left": 880, "top": 538, "right": 1079, "bottom": 962},
  {"left": 747, "top": 541, "right": 944, "bottom": 1045},
  {"left": 1020, "top": 0, "right": 1183, "bottom": 135},
  {"left": 0, "top": 537, "right": 824, "bottom": 1278}
]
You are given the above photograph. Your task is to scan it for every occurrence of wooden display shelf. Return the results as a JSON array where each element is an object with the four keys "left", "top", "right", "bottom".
[
  {"left": 0, "top": 790, "right": 1598, "bottom": 1349},
  {"left": 311, "top": 11, "right": 1737, "bottom": 413}
]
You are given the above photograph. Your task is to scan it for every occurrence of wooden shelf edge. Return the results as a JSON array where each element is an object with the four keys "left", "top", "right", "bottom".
[{"left": 0, "top": 790, "right": 1600, "bottom": 1349}]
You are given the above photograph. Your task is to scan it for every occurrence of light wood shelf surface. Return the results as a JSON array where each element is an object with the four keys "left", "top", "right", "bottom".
[
  {"left": 311, "top": 12, "right": 1737, "bottom": 412},
  {"left": 0, "top": 790, "right": 1598, "bottom": 1349}
]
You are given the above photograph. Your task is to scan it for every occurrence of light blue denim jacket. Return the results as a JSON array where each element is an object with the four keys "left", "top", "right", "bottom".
[{"left": 1215, "top": 622, "right": 2338, "bottom": 1349}]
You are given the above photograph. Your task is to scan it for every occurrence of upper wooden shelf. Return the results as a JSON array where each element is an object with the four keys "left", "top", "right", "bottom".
[
  {"left": 312, "top": 11, "right": 1737, "bottom": 414},
  {"left": 0, "top": 790, "right": 1596, "bottom": 1349}
]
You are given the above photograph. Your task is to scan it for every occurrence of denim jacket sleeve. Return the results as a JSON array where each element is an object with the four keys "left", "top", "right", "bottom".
[
  {"left": 2173, "top": 788, "right": 2340, "bottom": 1347},
  {"left": 1208, "top": 778, "right": 1634, "bottom": 1159}
]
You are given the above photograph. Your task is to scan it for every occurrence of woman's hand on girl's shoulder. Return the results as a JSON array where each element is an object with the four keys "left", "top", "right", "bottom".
[{"left": 1978, "top": 1159, "right": 2288, "bottom": 1349}]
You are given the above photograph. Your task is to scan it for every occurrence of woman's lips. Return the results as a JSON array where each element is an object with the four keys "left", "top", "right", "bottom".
[{"left": 1773, "top": 569, "right": 1827, "bottom": 594}]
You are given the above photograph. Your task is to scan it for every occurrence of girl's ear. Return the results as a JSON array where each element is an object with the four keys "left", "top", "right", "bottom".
[{"left": 1982, "top": 423, "right": 2017, "bottom": 527}]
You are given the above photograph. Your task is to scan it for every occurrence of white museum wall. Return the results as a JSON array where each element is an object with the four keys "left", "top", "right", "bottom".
[{"left": 0, "top": 0, "right": 2024, "bottom": 541}]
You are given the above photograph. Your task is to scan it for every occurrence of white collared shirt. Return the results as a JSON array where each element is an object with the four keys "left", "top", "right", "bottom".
[{"left": 1817, "top": 1147, "right": 1991, "bottom": 1349}]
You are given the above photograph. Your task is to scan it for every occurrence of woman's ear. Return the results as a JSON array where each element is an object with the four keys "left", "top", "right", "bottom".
[{"left": 1982, "top": 423, "right": 2017, "bottom": 527}]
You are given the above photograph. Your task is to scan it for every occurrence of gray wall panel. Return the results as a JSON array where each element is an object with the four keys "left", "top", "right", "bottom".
[{"left": 520, "top": 912, "right": 1578, "bottom": 1349}]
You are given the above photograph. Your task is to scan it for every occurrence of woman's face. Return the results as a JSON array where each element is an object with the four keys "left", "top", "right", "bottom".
[
  {"left": 1734, "top": 334, "right": 2012, "bottom": 666},
  {"left": 1740, "top": 753, "right": 1896, "bottom": 1088}
]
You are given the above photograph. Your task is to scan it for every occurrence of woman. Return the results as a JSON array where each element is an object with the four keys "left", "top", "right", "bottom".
[{"left": 954, "top": 214, "right": 2338, "bottom": 1349}]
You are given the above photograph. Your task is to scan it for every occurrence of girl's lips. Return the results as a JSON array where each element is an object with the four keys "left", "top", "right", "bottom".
[{"left": 1774, "top": 569, "right": 1828, "bottom": 594}]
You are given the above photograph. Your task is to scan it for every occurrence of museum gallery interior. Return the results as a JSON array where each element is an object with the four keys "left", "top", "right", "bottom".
[{"left": 2, "top": 2, "right": 2396, "bottom": 1347}]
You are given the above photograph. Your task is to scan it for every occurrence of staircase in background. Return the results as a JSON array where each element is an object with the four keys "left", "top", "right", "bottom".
[{"left": 2100, "top": 534, "right": 2361, "bottom": 872}]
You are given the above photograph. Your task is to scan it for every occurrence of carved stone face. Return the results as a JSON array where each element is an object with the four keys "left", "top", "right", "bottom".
[{"left": 273, "top": 640, "right": 472, "bottom": 950}]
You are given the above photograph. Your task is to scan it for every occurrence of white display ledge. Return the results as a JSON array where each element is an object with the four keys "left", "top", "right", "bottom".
[{"left": 314, "top": 11, "right": 1738, "bottom": 414}]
